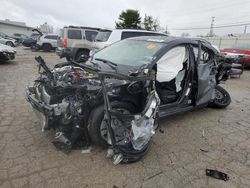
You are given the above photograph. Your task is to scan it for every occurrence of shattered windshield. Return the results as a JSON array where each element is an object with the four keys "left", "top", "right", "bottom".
[{"left": 93, "top": 39, "right": 164, "bottom": 66}]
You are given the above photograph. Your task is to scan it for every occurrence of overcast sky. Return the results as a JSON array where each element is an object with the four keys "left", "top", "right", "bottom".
[{"left": 1, "top": 0, "right": 250, "bottom": 36}]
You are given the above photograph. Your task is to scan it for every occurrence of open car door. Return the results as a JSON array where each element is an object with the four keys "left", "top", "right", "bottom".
[{"left": 195, "top": 42, "right": 217, "bottom": 106}]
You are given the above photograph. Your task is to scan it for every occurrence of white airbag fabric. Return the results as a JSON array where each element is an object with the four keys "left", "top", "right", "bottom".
[{"left": 156, "top": 47, "right": 186, "bottom": 82}]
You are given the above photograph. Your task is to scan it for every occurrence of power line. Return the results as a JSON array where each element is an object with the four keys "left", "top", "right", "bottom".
[
  {"left": 171, "top": 22, "right": 250, "bottom": 30},
  {"left": 165, "top": 0, "right": 250, "bottom": 16},
  {"left": 171, "top": 20, "right": 250, "bottom": 29}
]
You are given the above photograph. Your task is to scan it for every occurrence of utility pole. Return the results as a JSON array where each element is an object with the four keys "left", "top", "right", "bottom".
[
  {"left": 209, "top": 16, "right": 215, "bottom": 37},
  {"left": 244, "top": 25, "right": 247, "bottom": 34},
  {"left": 165, "top": 25, "right": 169, "bottom": 34}
]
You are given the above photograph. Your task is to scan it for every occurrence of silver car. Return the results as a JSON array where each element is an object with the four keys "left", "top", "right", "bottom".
[{"left": 0, "top": 36, "right": 17, "bottom": 47}]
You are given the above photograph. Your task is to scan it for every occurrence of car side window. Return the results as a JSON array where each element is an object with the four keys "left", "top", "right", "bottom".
[
  {"left": 67, "top": 30, "right": 82, "bottom": 39},
  {"left": 121, "top": 32, "right": 138, "bottom": 40},
  {"left": 44, "top": 35, "right": 57, "bottom": 40},
  {"left": 193, "top": 46, "right": 212, "bottom": 64},
  {"left": 121, "top": 31, "right": 165, "bottom": 40},
  {"left": 85, "top": 30, "right": 98, "bottom": 42},
  {"left": 51, "top": 35, "right": 58, "bottom": 40}
]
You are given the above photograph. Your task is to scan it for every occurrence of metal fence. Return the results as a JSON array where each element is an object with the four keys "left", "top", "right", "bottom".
[{"left": 204, "top": 36, "right": 250, "bottom": 49}]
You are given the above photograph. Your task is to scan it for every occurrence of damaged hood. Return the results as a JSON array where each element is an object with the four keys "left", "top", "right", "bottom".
[
  {"left": 87, "top": 60, "right": 148, "bottom": 78},
  {"left": 0, "top": 43, "right": 16, "bottom": 53}
]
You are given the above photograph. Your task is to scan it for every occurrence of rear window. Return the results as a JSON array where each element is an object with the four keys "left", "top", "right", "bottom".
[
  {"left": 121, "top": 31, "right": 165, "bottom": 40},
  {"left": 95, "top": 30, "right": 112, "bottom": 42},
  {"left": 44, "top": 35, "right": 58, "bottom": 40},
  {"left": 67, "top": 29, "right": 82, "bottom": 39},
  {"left": 85, "top": 30, "right": 98, "bottom": 42}
]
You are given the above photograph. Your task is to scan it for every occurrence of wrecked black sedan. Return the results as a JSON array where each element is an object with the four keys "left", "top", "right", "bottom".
[{"left": 25, "top": 36, "right": 231, "bottom": 164}]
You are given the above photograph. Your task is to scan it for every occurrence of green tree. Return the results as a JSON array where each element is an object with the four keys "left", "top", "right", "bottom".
[
  {"left": 116, "top": 9, "right": 141, "bottom": 29},
  {"left": 143, "top": 14, "right": 154, "bottom": 30}
]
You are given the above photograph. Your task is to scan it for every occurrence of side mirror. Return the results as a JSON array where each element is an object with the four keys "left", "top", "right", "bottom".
[{"left": 78, "top": 54, "right": 90, "bottom": 63}]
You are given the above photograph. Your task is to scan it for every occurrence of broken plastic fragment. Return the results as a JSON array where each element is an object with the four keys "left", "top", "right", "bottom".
[
  {"left": 113, "top": 154, "right": 123, "bottom": 165},
  {"left": 106, "top": 148, "right": 114, "bottom": 158},
  {"left": 206, "top": 169, "right": 229, "bottom": 181},
  {"left": 81, "top": 147, "right": 92, "bottom": 154}
]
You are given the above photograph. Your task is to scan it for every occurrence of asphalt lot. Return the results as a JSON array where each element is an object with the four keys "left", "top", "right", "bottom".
[{"left": 0, "top": 47, "right": 250, "bottom": 188}]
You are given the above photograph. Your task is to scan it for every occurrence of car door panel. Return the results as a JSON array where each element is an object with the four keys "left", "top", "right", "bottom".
[
  {"left": 195, "top": 44, "right": 216, "bottom": 106},
  {"left": 157, "top": 45, "right": 193, "bottom": 114}
]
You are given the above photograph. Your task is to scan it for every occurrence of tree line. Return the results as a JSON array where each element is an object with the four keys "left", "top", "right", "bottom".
[{"left": 115, "top": 9, "right": 161, "bottom": 31}]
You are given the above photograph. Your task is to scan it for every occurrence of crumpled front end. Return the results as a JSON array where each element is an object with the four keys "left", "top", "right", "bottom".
[
  {"left": 106, "top": 90, "right": 160, "bottom": 164},
  {"left": 131, "top": 91, "right": 160, "bottom": 150},
  {"left": 0, "top": 51, "right": 15, "bottom": 61},
  {"left": 25, "top": 58, "right": 102, "bottom": 153}
]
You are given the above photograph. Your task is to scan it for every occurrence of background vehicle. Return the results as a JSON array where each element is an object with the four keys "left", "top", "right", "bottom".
[
  {"left": 0, "top": 36, "right": 17, "bottom": 47},
  {"left": 26, "top": 36, "right": 231, "bottom": 164},
  {"left": 12, "top": 33, "right": 28, "bottom": 43},
  {"left": 94, "top": 29, "right": 167, "bottom": 50},
  {"left": 35, "top": 34, "right": 58, "bottom": 52},
  {"left": 22, "top": 33, "right": 41, "bottom": 48},
  {"left": 221, "top": 43, "right": 250, "bottom": 68},
  {"left": 56, "top": 26, "right": 100, "bottom": 61},
  {"left": 0, "top": 43, "right": 16, "bottom": 61},
  {"left": 0, "top": 32, "right": 16, "bottom": 41}
]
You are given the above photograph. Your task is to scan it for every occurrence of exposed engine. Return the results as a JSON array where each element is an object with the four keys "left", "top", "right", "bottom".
[
  {"left": 26, "top": 56, "right": 159, "bottom": 163},
  {"left": 27, "top": 60, "right": 102, "bottom": 153}
]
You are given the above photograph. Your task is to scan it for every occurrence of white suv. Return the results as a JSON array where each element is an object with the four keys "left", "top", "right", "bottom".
[
  {"left": 36, "top": 34, "right": 58, "bottom": 52},
  {"left": 94, "top": 29, "right": 167, "bottom": 50}
]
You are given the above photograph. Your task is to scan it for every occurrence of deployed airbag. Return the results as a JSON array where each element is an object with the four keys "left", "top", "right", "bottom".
[{"left": 156, "top": 47, "right": 186, "bottom": 82}]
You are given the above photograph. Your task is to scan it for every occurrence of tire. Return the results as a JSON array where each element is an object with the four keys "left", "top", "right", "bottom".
[
  {"left": 42, "top": 43, "right": 52, "bottom": 52},
  {"left": 31, "top": 44, "right": 38, "bottom": 51},
  {"left": 6, "top": 41, "right": 14, "bottom": 47},
  {"left": 209, "top": 85, "right": 231, "bottom": 108},
  {"left": 74, "top": 50, "right": 89, "bottom": 61},
  {"left": 88, "top": 102, "right": 136, "bottom": 148},
  {"left": 66, "top": 57, "right": 71, "bottom": 62}
]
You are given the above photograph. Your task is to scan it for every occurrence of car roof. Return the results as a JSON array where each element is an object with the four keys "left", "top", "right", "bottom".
[
  {"left": 128, "top": 35, "right": 176, "bottom": 43},
  {"left": 127, "top": 36, "right": 219, "bottom": 54},
  {"left": 99, "top": 28, "right": 167, "bottom": 34},
  {"left": 64, "top": 26, "right": 100, "bottom": 30},
  {"left": 44, "top": 34, "right": 58, "bottom": 36}
]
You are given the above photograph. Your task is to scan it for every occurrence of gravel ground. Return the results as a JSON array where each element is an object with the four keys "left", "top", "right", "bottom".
[{"left": 0, "top": 47, "right": 250, "bottom": 188}]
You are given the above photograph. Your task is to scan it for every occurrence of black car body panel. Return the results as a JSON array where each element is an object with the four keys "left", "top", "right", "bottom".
[{"left": 25, "top": 36, "right": 231, "bottom": 164}]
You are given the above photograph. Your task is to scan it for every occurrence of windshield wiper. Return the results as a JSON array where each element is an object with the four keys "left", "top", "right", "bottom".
[{"left": 94, "top": 58, "right": 117, "bottom": 71}]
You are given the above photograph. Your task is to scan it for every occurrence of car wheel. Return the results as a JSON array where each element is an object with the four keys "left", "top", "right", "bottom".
[
  {"left": 31, "top": 44, "right": 39, "bottom": 51},
  {"left": 66, "top": 57, "right": 71, "bottom": 62},
  {"left": 209, "top": 85, "right": 231, "bottom": 108},
  {"left": 42, "top": 44, "right": 52, "bottom": 52},
  {"left": 6, "top": 41, "right": 14, "bottom": 47},
  {"left": 88, "top": 102, "right": 136, "bottom": 148},
  {"left": 75, "top": 50, "right": 89, "bottom": 61}
]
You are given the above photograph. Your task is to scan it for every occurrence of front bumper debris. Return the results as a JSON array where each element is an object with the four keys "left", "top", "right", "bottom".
[{"left": 25, "top": 87, "right": 53, "bottom": 115}]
